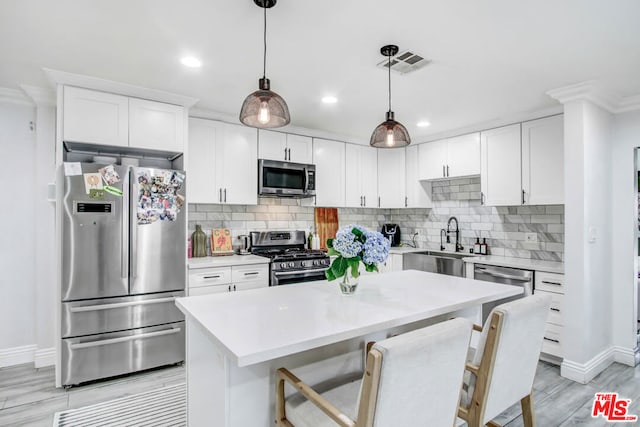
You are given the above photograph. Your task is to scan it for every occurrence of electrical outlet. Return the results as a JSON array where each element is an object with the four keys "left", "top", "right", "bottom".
[{"left": 525, "top": 233, "right": 537, "bottom": 242}]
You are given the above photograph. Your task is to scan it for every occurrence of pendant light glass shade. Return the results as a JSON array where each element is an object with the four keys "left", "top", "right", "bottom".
[
  {"left": 239, "top": 0, "right": 290, "bottom": 129},
  {"left": 370, "top": 45, "right": 410, "bottom": 148}
]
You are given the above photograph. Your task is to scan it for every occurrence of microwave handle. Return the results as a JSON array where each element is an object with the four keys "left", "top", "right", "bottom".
[{"left": 303, "top": 167, "right": 308, "bottom": 190}]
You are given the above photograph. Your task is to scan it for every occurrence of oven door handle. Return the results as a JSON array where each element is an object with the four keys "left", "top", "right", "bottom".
[{"left": 274, "top": 268, "right": 328, "bottom": 276}]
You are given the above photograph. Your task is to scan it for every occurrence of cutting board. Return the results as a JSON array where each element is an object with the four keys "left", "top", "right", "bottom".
[{"left": 314, "top": 208, "right": 339, "bottom": 250}]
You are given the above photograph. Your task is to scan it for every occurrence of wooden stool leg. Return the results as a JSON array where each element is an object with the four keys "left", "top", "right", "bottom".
[{"left": 521, "top": 393, "right": 535, "bottom": 427}]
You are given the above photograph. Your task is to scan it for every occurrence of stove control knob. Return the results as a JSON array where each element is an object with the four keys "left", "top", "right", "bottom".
[
  {"left": 288, "top": 262, "right": 295, "bottom": 268},
  {"left": 313, "top": 260, "right": 319, "bottom": 266},
  {"left": 280, "top": 262, "right": 287, "bottom": 268}
]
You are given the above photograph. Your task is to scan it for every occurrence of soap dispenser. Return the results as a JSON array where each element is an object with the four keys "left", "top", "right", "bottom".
[{"left": 474, "top": 238, "right": 481, "bottom": 254}]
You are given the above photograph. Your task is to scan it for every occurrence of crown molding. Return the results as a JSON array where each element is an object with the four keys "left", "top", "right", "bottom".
[
  {"left": 20, "top": 84, "right": 55, "bottom": 107},
  {"left": 0, "top": 87, "right": 33, "bottom": 106},
  {"left": 547, "top": 81, "right": 640, "bottom": 114},
  {"left": 43, "top": 68, "right": 199, "bottom": 108},
  {"left": 189, "top": 107, "right": 368, "bottom": 146}
]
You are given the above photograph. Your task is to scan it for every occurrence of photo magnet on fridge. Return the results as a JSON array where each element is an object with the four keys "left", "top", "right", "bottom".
[
  {"left": 64, "top": 162, "right": 82, "bottom": 176},
  {"left": 83, "top": 173, "right": 103, "bottom": 194},
  {"left": 99, "top": 164, "right": 121, "bottom": 186}
]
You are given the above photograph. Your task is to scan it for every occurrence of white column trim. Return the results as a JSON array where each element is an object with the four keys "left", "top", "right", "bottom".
[
  {"left": 612, "top": 345, "right": 639, "bottom": 367},
  {"left": 560, "top": 347, "right": 615, "bottom": 384}
]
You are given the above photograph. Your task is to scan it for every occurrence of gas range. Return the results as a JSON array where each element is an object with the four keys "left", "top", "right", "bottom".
[{"left": 250, "top": 231, "right": 331, "bottom": 286}]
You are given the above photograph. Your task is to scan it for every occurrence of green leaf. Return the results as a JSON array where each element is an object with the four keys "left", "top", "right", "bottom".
[
  {"left": 352, "top": 227, "right": 365, "bottom": 241},
  {"left": 326, "top": 238, "right": 334, "bottom": 248},
  {"left": 347, "top": 258, "right": 361, "bottom": 278},
  {"left": 325, "top": 268, "right": 337, "bottom": 281},
  {"left": 327, "top": 247, "right": 340, "bottom": 256},
  {"left": 331, "top": 257, "right": 348, "bottom": 278},
  {"left": 365, "top": 263, "right": 376, "bottom": 272}
]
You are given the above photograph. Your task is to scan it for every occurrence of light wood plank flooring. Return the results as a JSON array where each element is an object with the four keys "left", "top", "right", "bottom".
[{"left": 1, "top": 360, "right": 638, "bottom": 426}]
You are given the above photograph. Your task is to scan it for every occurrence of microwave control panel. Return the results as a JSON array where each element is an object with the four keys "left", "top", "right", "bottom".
[{"left": 307, "top": 170, "right": 315, "bottom": 190}]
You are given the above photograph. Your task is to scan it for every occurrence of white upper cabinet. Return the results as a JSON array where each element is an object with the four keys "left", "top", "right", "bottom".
[
  {"left": 129, "top": 98, "right": 185, "bottom": 152},
  {"left": 446, "top": 133, "right": 481, "bottom": 177},
  {"left": 63, "top": 86, "right": 129, "bottom": 147},
  {"left": 521, "top": 115, "right": 564, "bottom": 205},
  {"left": 313, "top": 138, "right": 345, "bottom": 207},
  {"left": 188, "top": 118, "right": 257, "bottom": 205},
  {"left": 258, "top": 130, "right": 313, "bottom": 164},
  {"left": 418, "top": 133, "right": 480, "bottom": 180},
  {"left": 418, "top": 140, "right": 447, "bottom": 180},
  {"left": 378, "top": 148, "right": 406, "bottom": 208},
  {"left": 406, "top": 145, "right": 432, "bottom": 208},
  {"left": 480, "top": 124, "right": 522, "bottom": 206},
  {"left": 345, "top": 144, "right": 378, "bottom": 208},
  {"left": 63, "top": 86, "right": 185, "bottom": 152}
]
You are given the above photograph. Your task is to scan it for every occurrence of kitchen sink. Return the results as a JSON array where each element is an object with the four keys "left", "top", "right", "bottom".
[{"left": 403, "top": 251, "right": 468, "bottom": 277}]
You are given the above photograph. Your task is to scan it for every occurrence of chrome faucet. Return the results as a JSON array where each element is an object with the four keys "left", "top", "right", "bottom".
[
  {"left": 440, "top": 229, "right": 447, "bottom": 251},
  {"left": 446, "top": 217, "right": 464, "bottom": 252}
]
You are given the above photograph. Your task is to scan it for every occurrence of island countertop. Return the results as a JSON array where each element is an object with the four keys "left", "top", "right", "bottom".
[{"left": 175, "top": 269, "right": 522, "bottom": 367}]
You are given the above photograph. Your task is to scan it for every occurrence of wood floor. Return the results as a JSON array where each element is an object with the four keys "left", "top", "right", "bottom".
[{"left": 0, "top": 360, "right": 638, "bottom": 426}]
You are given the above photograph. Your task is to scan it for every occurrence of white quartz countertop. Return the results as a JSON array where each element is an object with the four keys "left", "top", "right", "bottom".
[
  {"left": 462, "top": 255, "right": 564, "bottom": 274},
  {"left": 388, "top": 246, "right": 425, "bottom": 254},
  {"left": 188, "top": 254, "right": 270, "bottom": 269},
  {"left": 175, "top": 269, "right": 522, "bottom": 367}
]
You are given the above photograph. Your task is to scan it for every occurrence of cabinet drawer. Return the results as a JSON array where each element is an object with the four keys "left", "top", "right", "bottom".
[
  {"left": 235, "top": 281, "right": 269, "bottom": 292},
  {"left": 535, "top": 289, "right": 563, "bottom": 326},
  {"left": 535, "top": 271, "right": 564, "bottom": 293},
  {"left": 189, "top": 267, "right": 232, "bottom": 288},
  {"left": 232, "top": 264, "right": 269, "bottom": 284},
  {"left": 189, "top": 284, "right": 232, "bottom": 296},
  {"left": 541, "top": 323, "right": 562, "bottom": 357}
]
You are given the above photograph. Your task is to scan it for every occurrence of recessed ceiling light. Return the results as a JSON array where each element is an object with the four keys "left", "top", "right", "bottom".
[
  {"left": 322, "top": 96, "right": 338, "bottom": 104},
  {"left": 417, "top": 121, "right": 431, "bottom": 128},
  {"left": 181, "top": 57, "right": 202, "bottom": 68}
]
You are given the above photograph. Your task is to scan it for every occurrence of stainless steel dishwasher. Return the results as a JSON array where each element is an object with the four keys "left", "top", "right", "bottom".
[{"left": 474, "top": 264, "right": 533, "bottom": 323}]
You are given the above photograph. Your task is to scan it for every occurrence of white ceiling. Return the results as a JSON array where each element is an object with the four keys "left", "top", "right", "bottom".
[{"left": 1, "top": 0, "right": 639, "bottom": 142}]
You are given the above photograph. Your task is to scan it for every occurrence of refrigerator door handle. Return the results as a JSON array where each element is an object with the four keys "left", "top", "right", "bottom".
[
  {"left": 69, "top": 327, "right": 182, "bottom": 350},
  {"left": 68, "top": 297, "right": 177, "bottom": 313},
  {"left": 130, "top": 169, "right": 137, "bottom": 282},
  {"left": 121, "top": 167, "right": 130, "bottom": 280}
]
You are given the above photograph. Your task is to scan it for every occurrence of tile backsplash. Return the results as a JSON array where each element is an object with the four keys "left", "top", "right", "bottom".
[{"left": 188, "top": 176, "right": 564, "bottom": 261}]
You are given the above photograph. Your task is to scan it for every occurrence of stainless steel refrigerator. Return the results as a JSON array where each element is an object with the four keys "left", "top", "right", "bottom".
[{"left": 60, "top": 163, "right": 186, "bottom": 387}]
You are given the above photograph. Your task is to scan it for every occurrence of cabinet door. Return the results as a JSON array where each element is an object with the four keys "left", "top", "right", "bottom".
[
  {"left": 447, "top": 133, "right": 480, "bottom": 178},
  {"left": 313, "top": 138, "right": 346, "bottom": 207},
  {"left": 129, "top": 98, "right": 184, "bottom": 152},
  {"left": 187, "top": 118, "right": 222, "bottom": 203},
  {"left": 234, "top": 281, "right": 268, "bottom": 292},
  {"left": 63, "top": 86, "right": 129, "bottom": 147},
  {"left": 258, "top": 129, "right": 287, "bottom": 161},
  {"left": 219, "top": 123, "right": 258, "bottom": 205},
  {"left": 286, "top": 134, "right": 313, "bottom": 164},
  {"left": 344, "top": 144, "right": 363, "bottom": 207},
  {"left": 361, "top": 146, "right": 378, "bottom": 208},
  {"left": 189, "top": 284, "right": 231, "bottom": 296},
  {"left": 522, "top": 115, "right": 564, "bottom": 205},
  {"left": 405, "top": 145, "right": 432, "bottom": 208},
  {"left": 418, "top": 140, "right": 447, "bottom": 180},
  {"left": 480, "top": 124, "right": 522, "bottom": 206},
  {"left": 378, "top": 149, "right": 406, "bottom": 208},
  {"left": 390, "top": 254, "right": 403, "bottom": 271}
]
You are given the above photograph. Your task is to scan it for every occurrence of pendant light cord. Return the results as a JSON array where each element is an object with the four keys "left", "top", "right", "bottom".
[
  {"left": 263, "top": 4, "right": 267, "bottom": 79},
  {"left": 388, "top": 54, "right": 392, "bottom": 113}
]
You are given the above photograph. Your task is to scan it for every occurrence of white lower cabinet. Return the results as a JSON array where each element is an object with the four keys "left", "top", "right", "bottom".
[
  {"left": 188, "top": 264, "right": 269, "bottom": 296},
  {"left": 379, "top": 253, "right": 403, "bottom": 273},
  {"left": 534, "top": 271, "right": 564, "bottom": 359}
]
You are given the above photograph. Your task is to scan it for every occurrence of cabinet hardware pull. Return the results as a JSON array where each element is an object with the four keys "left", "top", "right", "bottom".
[
  {"left": 203, "top": 275, "right": 221, "bottom": 279},
  {"left": 363, "top": 196, "right": 366, "bottom": 206},
  {"left": 228, "top": 285, "right": 231, "bottom": 292},
  {"left": 224, "top": 188, "right": 227, "bottom": 203},
  {"left": 288, "top": 148, "right": 291, "bottom": 161},
  {"left": 233, "top": 284, "right": 237, "bottom": 291},
  {"left": 442, "top": 165, "right": 445, "bottom": 177},
  {"left": 244, "top": 272, "right": 259, "bottom": 276},
  {"left": 219, "top": 188, "right": 222, "bottom": 202},
  {"left": 543, "top": 337, "right": 560, "bottom": 343},
  {"left": 405, "top": 196, "right": 408, "bottom": 207},
  {"left": 446, "top": 165, "right": 449, "bottom": 177},
  {"left": 550, "top": 308, "right": 560, "bottom": 312},
  {"left": 378, "top": 196, "right": 381, "bottom": 208},
  {"left": 360, "top": 196, "right": 363, "bottom": 207},
  {"left": 522, "top": 189, "right": 525, "bottom": 204},
  {"left": 284, "top": 147, "right": 288, "bottom": 160},
  {"left": 480, "top": 192, "right": 484, "bottom": 205},
  {"left": 541, "top": 280, "right": 562, "bottom": 286}
]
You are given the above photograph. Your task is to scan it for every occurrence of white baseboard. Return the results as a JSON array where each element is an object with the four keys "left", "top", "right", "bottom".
[
  {"left": 612, "top": 346, "right": 639, "bottom": 367},
  {"left": 34, "top": 347, "right": 56, "bottom": 368},
  {"left": 0, "top": 345, "right": 37, "bottom": 367},
  {"left": 561, "top": 347, "right": 615, "bottom": 384}
]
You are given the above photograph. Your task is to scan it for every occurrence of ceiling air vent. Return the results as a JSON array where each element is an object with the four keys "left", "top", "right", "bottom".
[{"left": 376, "top": 50, "right": 431, "bottom": 75}]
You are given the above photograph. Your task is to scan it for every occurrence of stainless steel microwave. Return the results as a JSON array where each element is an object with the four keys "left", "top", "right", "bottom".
[{"left": 258, "top": 159, "right": 316, "bottom": 198}]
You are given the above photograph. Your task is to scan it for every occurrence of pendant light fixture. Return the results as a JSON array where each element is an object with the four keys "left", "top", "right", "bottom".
[
  {"left": 239, "top": 0, "right": 290, "bottom": 128},
  {"left": 370, "top": 45, "right": 411, "bottom": 148}
]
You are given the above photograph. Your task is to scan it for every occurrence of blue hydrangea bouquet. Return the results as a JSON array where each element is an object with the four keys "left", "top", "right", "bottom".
[{"left": 325, "top": 225, "right": 390, "bottom": 292}]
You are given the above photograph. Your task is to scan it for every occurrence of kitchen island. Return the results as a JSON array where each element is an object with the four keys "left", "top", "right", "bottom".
[{"left": 175, "top": 269, "right": 522, "bottom": 427}]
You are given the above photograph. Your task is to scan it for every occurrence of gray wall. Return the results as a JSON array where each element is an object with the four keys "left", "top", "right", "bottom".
[{"left": 188, "top": 176, "right": 564, "bottom": 261}]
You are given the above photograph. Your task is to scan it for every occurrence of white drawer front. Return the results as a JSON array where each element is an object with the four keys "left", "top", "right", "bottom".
[
  {"left": 235, "top": 281, "right": 269, "bottom": 292},
  {"left": 535, "top": 271, "right": 564, "bottom": 294},
  {"left": 535, "top": 289, "right": 563, "bottom": 326},
  {"left": 541, "top": 323, "right": 562, "bottom": 357},
  {"left": 189, "top": 267, "right": 232, "bottom": 288},
  {"left": 232, "top": 264, "right": 269, "bottom": 284},
  {"left": 189, "top": 284, "right": 232, "bottom": 296}
]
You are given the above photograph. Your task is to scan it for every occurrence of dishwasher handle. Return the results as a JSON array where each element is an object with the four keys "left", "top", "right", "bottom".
[{"left": 475, "top": 267, "right": 532, "bottom": 282}]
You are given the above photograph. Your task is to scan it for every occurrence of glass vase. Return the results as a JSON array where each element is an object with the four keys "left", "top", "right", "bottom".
[
  {"left": 191, "top": 224, "right": 207, "bottom": 258},
  {"left": 339, "top": 266, "right": 359, "bottom": 295}
]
